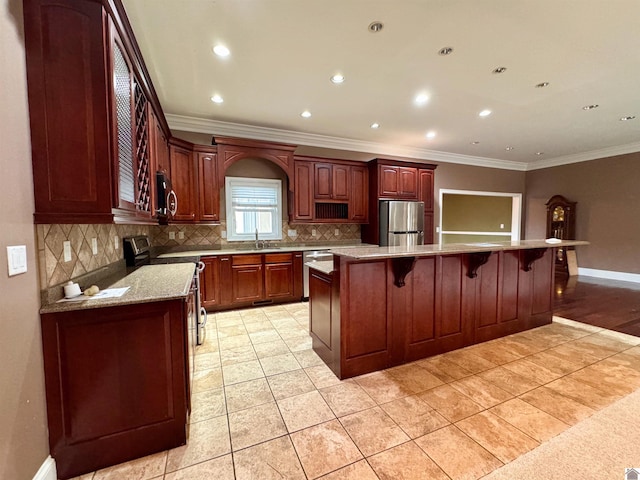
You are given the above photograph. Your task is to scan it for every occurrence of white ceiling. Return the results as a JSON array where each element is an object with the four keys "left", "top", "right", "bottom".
[{"left": 121, "top": 0, "right": 640, "bottom": 171}]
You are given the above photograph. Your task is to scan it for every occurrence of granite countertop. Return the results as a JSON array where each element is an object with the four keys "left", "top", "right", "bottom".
[
  {"left": 157, "top": 243, "right": 373, "bottom": 259},
  {"left": 40, "top": 263, "right": 196, "bottom": 314},
  {"left": 331, "top": 239, "right": 589, "bottom": 260},
  {"left": 306, "top": 260, "right": 334, "bottom": 275}
]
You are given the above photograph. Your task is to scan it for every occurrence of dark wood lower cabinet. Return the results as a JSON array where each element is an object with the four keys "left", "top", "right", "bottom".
[
  {"left": 310, "top": 248, "right": 555, "bottom": 379},
  {"left": 41, "top": 299, "right": 192, "bottom": 479},
  {"left": 201, "top": 252, "right": 304, "bottom": 310},
  {"left": 232, "top": 255, "right": 264, "bottom": 304}
]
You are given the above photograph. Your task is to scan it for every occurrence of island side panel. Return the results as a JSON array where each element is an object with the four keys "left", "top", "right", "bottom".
[
  {"left": 309, "top": 268, "right": 339, "bottom": 375},
  {"left": 339, "top": 257, "right": 390, "bottom": 378},
  {"left": 522, "top": 247, "right": 555, "bottom": 327}
]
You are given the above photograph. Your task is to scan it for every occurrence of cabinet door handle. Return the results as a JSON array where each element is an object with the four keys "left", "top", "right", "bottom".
[{"left": 168, "top": 190, "right": 178, "bottom": 216}]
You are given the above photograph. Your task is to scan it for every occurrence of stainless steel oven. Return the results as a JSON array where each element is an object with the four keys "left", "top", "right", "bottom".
[{"left": 123, "top": 236, "right": 207, "bottom": 345}]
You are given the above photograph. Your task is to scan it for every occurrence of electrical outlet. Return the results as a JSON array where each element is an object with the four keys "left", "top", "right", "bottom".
[
  {"left": 500, "top": 223, "right": 505, "bottom": 229},
  {"left": 178, "top": 231, "right": 185, "bottom": 239},
  {"left": 334, "top": 229, "right": 340, "bottom": 236},
  {"left": 169, "top": 231, "right": 176, "bottom": 240},
  {"left": 288, "top": 229, "right": 297, "bottom": 237},
  {"left": 312, "top": 229, "right": 317, "bottom": 237},
  {"left": 63, "top": 241, "right": 71, "bottom": 262},
  {"left": 221, "top": 230, "right": 227, "bottom": 239},
  {"left": 114, "top": 236, "right": 119, "bottom": 250},
  {"left": 91, "top": 238, "right": 98, "bottom": 255}
]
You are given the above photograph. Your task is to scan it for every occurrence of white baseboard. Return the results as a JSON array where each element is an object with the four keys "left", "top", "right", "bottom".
[
  {"left": 33, "top": 456, "right": 56, "bottom": 480},
  {"left": 578, "top": 267, "right": 640, "bottom": 284}
]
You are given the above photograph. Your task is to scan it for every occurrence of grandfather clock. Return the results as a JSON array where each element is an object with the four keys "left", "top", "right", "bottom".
[{"left": 546, "top": 195, "right": 577, "bottom": 274}]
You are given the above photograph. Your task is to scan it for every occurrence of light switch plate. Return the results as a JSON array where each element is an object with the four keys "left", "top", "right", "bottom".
[
  {"left": 288, "top": 229, "right": 297, "bottom": 237},
  {"left": 334, "top": 229, "right": 340, "bottom": 236},
  {"left": 91, "top": 238, "right": 98, "bottom": 255},
  {"left": 312, "top": 229, "right": 317, "bottom": 237},
  {"left": 178, "top": 231, "right": 185, "bottom": 239},
  {"left": 7, "top": 245, "right": 27, "bottom": 276},
  {"left": 114, "top": 236, "right": 119, "bottom": 250},
  {"left": 221, "top": 231, "right": 227, "bottom": 239},
  {"left": 169, "top": 231, "right": 176, "bottom": 240}
]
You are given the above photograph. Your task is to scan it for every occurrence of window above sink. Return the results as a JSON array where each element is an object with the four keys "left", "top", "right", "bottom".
[{"left": 225, "top": 176, "right": 283, "bottom": 242}]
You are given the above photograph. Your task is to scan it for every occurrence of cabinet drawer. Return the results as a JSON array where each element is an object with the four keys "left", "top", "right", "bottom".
[
  {"left": 232, "top": 254, "right": 262, "bottom": 266},
  {"left": 265, "top": 253, "right": 293, "bottom": 264}
]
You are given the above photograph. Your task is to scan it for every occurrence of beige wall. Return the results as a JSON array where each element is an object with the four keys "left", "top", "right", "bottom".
[
  {"left": 434, "top": 162, "right": 526, "bottom": 233},
  {"left": 1, "top": 0, "right": 51, "bottom": 478},
  {"left": 525, "top": 152, "right": 640, "bottom": 274}
]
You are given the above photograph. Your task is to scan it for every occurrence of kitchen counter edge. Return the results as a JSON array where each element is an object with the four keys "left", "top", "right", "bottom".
[
  {"left": 40, "top": 263, "right": 196, "bottom": 314},
  {"left": 330, "top": 240, "right": 589, "bottom": 260}
]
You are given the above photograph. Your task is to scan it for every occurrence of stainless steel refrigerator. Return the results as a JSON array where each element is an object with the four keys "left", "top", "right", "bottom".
[{"left": 379, "top": 200, "right": 425, "bottom": 246}]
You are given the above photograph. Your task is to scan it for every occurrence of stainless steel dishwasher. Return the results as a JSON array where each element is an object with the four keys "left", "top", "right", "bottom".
[{"left": 303, "top": 250, "right": 334, "bottom": 300}]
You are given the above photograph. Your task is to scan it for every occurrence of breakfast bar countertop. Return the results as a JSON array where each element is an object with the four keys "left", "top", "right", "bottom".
[
  {"left": 40, "top": 263, "right": 196, "bottom": 314},
  {"left": 330, "top": 239, "right": 589, "bottom": 260}
]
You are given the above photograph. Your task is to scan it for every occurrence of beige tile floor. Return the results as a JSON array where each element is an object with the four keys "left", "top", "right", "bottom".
[{"left": 75, "top": 304, "right": 640, "bottom": 480}]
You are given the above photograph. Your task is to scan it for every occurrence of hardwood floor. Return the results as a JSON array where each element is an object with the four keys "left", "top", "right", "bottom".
[{"left": 554, "top": 273, "right": 640, "bottom": 336}]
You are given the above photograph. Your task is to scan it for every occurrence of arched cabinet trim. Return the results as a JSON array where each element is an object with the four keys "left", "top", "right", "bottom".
[{"left": 214, "top": 136, "right": 296, "bottom": 188}]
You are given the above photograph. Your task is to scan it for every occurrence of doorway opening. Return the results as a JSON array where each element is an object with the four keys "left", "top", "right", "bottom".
[{"left": 438, "top": 189, "right": 522, "bottom": 244}]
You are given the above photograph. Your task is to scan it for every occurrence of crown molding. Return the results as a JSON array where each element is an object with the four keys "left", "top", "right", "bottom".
[
  {"left": 167, "top": 114, "right": 640, "bottom": 172},
  {"left": 525, "top": 141, "right": 640, "bottom": 171},
  {"left": 166, "top": 114, "right": 528, "bottom": 171}
]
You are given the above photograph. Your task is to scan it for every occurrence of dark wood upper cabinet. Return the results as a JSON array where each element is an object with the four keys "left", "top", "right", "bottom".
[
  {"left": 196, "top": 150, "right": 219, "bottom": 222},
  {"left": 25, "top": 0, "right": 113, "bottom": 223},
  {"left": 168, "top": 141, "right": 197, "bottom": 222},
  {"left": 314, "top": 163, "right": 333, "bottom": 199},
  {"left": 378, "top": 165, "right": 418, "bottom": 199},
  {"left": 292, "top": 161, "right": 314, "bottom": 221},
  {"left": 24, "top": 0, "right": 168, "bottom": 224},
  {"left": 350, "top": 165, "right": 368, "bottom": 222},
  {"left": 292, "top": 156, "right": 369, "bottom": 224}
]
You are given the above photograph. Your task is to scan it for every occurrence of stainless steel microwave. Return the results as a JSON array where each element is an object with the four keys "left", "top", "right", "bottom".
[{"left": 156, "top": 171, "right": 177, "bottom": 222}]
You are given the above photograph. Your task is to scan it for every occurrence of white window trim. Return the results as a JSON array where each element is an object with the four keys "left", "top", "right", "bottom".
[{"left": 225, "top": 176, "right": 283, "bottom": 242}]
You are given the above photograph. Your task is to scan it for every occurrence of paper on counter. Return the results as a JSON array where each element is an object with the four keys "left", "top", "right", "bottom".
[{"left": 57, "top": 287, "right": 130, "bottom": 302}]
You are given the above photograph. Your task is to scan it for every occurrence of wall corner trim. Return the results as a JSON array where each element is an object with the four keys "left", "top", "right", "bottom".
[
  {"left": 578, "top": 267, "right": 640, "bottom": 284},
  {"left": 33, "top": 456, "right": 56, "bottom": 480}
]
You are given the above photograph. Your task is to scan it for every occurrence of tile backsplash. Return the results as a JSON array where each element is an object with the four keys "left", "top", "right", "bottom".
[
  {"left": 149, "top": 221, "right": 361, "bottom": 248},
  {"left": 36, "top": 222, "right": 361, "bottom": 290},
  {"left": 36, "top": 224, "right": 149, "bottom": 289}
]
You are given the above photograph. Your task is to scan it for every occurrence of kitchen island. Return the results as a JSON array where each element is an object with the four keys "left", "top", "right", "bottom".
[
  {"left": 39, "top": 264, "right": 196, "bottom": 479},
  {"left": 310, "top": 240, "right": 588, "bottom": 379}
]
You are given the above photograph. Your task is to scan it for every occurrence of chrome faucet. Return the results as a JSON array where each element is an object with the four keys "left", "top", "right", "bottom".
[{"left": 255, "top": 228, "right": 263, "bottom": 249}]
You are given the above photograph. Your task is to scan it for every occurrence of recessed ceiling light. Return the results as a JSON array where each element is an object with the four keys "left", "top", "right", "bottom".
[
  {"left": 535, "top": 82, "right": 550, "bottom": 88},
  {"left": 330, "top": 74, "right": 345, "bottom": 84},
  {"left": 582, "top": 104, "right": 599, "bottom": 110},
  {"left": 492, "top": 67, "right": 507, "bottom": 74},
  {"left": 370, "top": 123, "right": 380, "bottom": 129},
  {"left": 300, "top": 110, "right": 311, "bottom": 118},
  {"left": 535, "top": 152, "right": 544, "bottom": 156},
  {"left": 479, "top": 109, "right": 492, "bottom": 117},
  {"left": 438, "top": 47, "right": 454, "bottom": 56},
  {"left": 505, "top": 146, "right": 514, "bottom": 151},
  {"left": 414, "top": 93, "right": 429, "bottom": 105},
  {"left": 210, "top": 94, "right": 223, "bottom": 104},
  {"left": 620, "top": 115, "right": 636, "bottom": 121},
  {"left": 368, "top": 21, "right": 383, "bottom": 33},
  {"left": 212, "top": 45, "right": 230, "bottom": 57},
  {"left": 426, "top": 131, "right": 436, "bottom": 139},
  {"left": 471, "top": 141, "right": 480, "bottom": 145}
]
